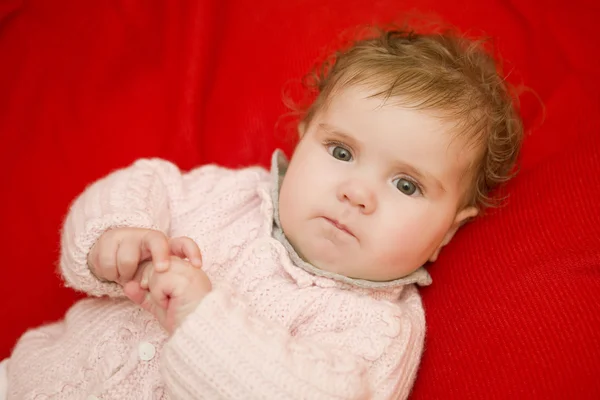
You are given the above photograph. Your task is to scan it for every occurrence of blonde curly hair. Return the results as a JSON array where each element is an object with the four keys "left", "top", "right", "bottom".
[{"left": 295, "top": 26, "right": 524, "bottom": 211}]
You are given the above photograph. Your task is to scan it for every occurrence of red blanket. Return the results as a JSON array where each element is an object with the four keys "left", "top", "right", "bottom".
[{"left": 1, "top": 0, "right": 599, "bottom": 398}]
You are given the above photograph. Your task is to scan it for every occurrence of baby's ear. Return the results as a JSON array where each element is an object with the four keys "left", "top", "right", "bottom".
[
  {"left": 297, "top": 121, "right": 307, "bottom": 137},
  {"left": 429, "top": 206, "right": 479, "bottom": 262}
]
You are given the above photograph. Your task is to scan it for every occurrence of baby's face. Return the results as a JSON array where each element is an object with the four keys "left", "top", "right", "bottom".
[{"left": 278, "top": 86, "right": 478, "bottom": 281}]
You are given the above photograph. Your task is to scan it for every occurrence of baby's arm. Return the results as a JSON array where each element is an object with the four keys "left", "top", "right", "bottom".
[
  {"left": 59, "top": 159, "right": 234, "bottom": 297},
  {"left": 160, "top": 288, "right": 425, "bottom": 400}
]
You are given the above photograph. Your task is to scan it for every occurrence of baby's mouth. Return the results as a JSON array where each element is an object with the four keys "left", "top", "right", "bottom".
[{"left": 322, "top": 217, "right": 356, "bottom": 238}]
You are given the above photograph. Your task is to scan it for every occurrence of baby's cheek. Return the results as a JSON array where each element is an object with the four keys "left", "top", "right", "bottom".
[
  {"left": 370, "top": 227, "right": 424, "bottom": 272},
  {"left": 374, "top": 240, "right": 409, "bottom": 267}
]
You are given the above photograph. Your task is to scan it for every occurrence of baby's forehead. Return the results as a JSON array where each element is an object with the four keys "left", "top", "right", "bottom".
[
  {"left": 327, "top": 86, "right": 480, "bottom": 138},
  {"left": 327, "top": 85, "right": 474, "bottom": 122}
]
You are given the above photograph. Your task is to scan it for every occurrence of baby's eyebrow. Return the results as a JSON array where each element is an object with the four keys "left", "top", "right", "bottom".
[{"left": 318, "top": 123, "right": 356, "bottom": 142}]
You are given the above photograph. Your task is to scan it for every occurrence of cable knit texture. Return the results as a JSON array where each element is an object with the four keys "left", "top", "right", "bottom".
[{"left": 7, "top": 155, "right": 426, "bottom": 400}]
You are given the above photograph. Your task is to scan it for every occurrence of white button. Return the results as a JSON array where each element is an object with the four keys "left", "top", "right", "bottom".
[{"left": 138, "top": 341, "right": 156, "bottom": 361}]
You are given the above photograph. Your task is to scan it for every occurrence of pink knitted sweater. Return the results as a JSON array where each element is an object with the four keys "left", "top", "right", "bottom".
[{"left": 8, "top": 151, "right": 428, "bottom": 399}]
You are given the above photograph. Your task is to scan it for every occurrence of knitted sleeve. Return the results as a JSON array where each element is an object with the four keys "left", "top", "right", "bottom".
[
  {"left": 59, "top": 159, "right": 236, "bottom": 297},
  {"left": 161, "top": 288, "right": 426, "bottom": 400}
]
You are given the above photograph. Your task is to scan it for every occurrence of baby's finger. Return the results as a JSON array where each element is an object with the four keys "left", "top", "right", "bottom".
[
  {"left": 148, "top": 272, "right": 187, "bottom": 310},
  {"left": 148, "top": 276, "right": 171, "bottom": 310},
  {"left": 131, "top": 260, "right": 150, "bottom": 286},
  {"left": 116, "top": 239, "right": 142, "bottom": 284},
  {"left": 95, "top": 237, "right": 119, "bottom": 282},
  {"left": 123, "top": 281, "right": 146, "bottom": 305},
  {"left": 139, "top": 263, "right": 153, "bottom": 290},
  {"left": 125, "top": 281, "right": 162, "bottom": 323},
  {"left": 169, "top": 237, "right": 203, "bottom": 268},
  {"left": 141, "top": 230, "right": 170, "bottom": 272}
]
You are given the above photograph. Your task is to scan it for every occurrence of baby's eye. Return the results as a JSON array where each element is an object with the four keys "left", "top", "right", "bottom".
[
  {"left": 392, "top": 177, "right": 421, "bottom": 196},
  {"left": 328, "top": 145, "right": 353, "bottom": 162}
]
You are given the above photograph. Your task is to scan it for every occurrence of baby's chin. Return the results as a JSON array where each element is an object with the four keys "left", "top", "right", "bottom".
[
  {"left": 302, "top": 245, "right": 420, "bottom": 282},
  {"left": 300, "top": 247, "right": 371, "bottom": 279},
  {"left": 292, "top": 233, "right": 406, "bottom": 280},
  {"left": 310, "top": 258, "right": 351, "bottom": 276}
]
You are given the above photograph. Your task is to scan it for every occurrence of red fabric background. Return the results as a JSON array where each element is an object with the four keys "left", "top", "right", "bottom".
[{"left": 1, "top": 0, "right": 599, "bottom": 398}]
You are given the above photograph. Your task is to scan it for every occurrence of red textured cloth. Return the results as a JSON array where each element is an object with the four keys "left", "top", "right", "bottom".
[{"left": 1, "top": 0, "right": 599, "bottom": 398}]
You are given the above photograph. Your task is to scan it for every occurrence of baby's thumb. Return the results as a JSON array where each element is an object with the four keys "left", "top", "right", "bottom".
[{"left": 123, "top": 281, "right": 146, "bottom": 305}]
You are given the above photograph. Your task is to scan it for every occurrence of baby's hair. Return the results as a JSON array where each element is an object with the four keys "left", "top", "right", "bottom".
[{"left": 290, "top": 23, "right": 524, "bottom": 211}]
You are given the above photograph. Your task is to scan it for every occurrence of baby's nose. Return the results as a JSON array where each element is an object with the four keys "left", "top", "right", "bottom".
[{"left": 338, "top": 180, "right": 377, "bottom": 214}]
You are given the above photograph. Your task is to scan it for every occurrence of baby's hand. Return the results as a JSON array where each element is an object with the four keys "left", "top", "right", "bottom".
[
  {"left": 88, "top": 227, "right": 203, "bottom": 285},
  {"left": 123, "top": 255, "right": 212, "bottom": 334}
]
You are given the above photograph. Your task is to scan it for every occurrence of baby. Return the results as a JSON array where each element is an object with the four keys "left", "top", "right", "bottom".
[{"left": 3, "top": 27, "right": 523, "bottom": 399}]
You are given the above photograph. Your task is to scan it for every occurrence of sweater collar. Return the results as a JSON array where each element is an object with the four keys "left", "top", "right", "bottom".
[{"left": 269, "top": 149, "right": 432, "bottom": 291}]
